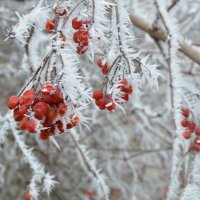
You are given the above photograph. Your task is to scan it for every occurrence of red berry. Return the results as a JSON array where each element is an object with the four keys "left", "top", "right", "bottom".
[
  {"left": 19, "top": 117, "right": 28, "bottom": 130},
  {"left": 66, "top": 123, "right": 73, "bottom": 129},
  {"left": 58, "top": 103, "right": 68, "bottom": 116},
  {"left": 96, "top": 99, "right": 106, "bottom": 110},
  {"left": 182, "top": 130, "right": 191, "bottom": 139},
  {"left": 13, "top": 108, "right": 23, "bottom": 122},
  {"left": 39, "top": 130, "right": 49, "bottom": 140},
  {"left": 19, "top": 95, "right": 34, "bottom": 107},
  {"left": 27, "top": 119, "right": 37, "bottom": 133},
  {"left": 97, "top": 58, "right": 103, "bottom": 68},
  {"left": 119, "top": 79, "right": 129, "bottom": 87},
  {"left": 123, "top": 85, "right": 133, "bottom": 94},
  {"left": 48, "top": 125, "right": 55, "bottom": 136},
  {"left": 71, "top": 115, "right": 80, "bottom": 127},
  {"left": 93, "top": 90, "right": 103, "bottom": 101},
  {"left": 76, "top": 45, "right": 88, "bottom": 54},
  {"left": 33, "top": 102, "right": 49, "bottom": 120},
  {"left": 47, "top": 107, "right": 58, "bottom": 122},
  {"left": 45, "top": 19, "right": 55, "bottom": 33},
  {"left": 56, "top": 120, "right": 64, "bottom": 133},
  {"left": 196, "top": 127, "right": 200, "bottom": 135},
  {"left": 181, "top": 119, "right": 190, "bottom": 127},
  {"left": 18, "top": 105, "right": 29, "bottom": 116},
  {"left": 107, "top": 102, "right": 116, "bottom": 111},
  {"left": 23, "top": 89, "right": 35, "bottom": 97},
  {"left": 42, "top": 95, "right": 54, "bottom": 105},
  {"left": 122, "top": 93, "right": 129, "bottom": 102},
  {"left": 189, "top": 144, "right": 200, "bottom": 152},
  {"left": 72, "top": 17, "right": 83, "bottom": 30},
  {"left": 182, "top": 108, "right": 190, "bottom": 118},
  {"left": 7, "top": 96, "right": 19, "bottom": 109},
  {"left": 40, "top": 84, "right": 55, "bottom": 96},
  {"left": 51, "top": 88, "right": 63, "bottom": 103},
  {"left": 102, "top": 64, "right": 110, "bottom": 75},
  {"left": 73, "top": 31, "right": 79, "bottom": 43},
  {"left": 25, "top": 191, "right": 31, "bottom": 200},
  {"left": 59, "top": 9, "right": 67, "bottom": 16},
  {"left": 188, "top": 122, "right": 196, "bottom": 131}
]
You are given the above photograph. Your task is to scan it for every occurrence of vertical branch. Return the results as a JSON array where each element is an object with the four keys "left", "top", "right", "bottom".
[{"left": 154, "top": 1, "right": 185, "bottom": 200}]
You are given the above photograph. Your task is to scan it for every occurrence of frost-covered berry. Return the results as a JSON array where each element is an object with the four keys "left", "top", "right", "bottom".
[
  {"left": 181, "top": 119, "right": 190, "bottom": 127},
  {"left": 188, "top": 122, "right": 196, "bottom": 131},
  {"left": 39, "top": 130, "right": 49, "bottom": 140},
  {"left": 7, "top": 96, "right": 19, "bottom": 109},
  {"left": 33, "top": 102, "right": 49, "bottom": 120},
  {"left": 196, "top": 127, "right": 200, "bottom": 135},
  {"left": 19, "top": 117, "right": 28, "bottom": 130},
  {"left": 72, "top": 17, "right": 83, "bottom": 30},
  {"left": 56, "top": 120, "right": 64, "bottom": 133},
  {"left": 58, "top": 103, "right": 68, "bottom": 116},
  {"left": 93, "top": 90, "right": 103, "bottom": 101},
  {"left": 40, "top": 84, "right": 55, "bottom": 95},
  {"left": 13, "top": 108, "right": 23, "bottom": 122},
  {"left": 102, "top": 63, "right": 110, "bottom": 75},
  {"left": 97, "top": 58, "right": 103, "bottom": 68},
  {"left": 27, "top": 119, "right": 37, "bottom": 133},
  {"left": 96, "top": 99, "right": 106, "bottom": 110},
  {"left": 51, "top": 88, "right": 63, "bottom": 103},
  {"left": 19, "top": 105, "right": 29, "bottom": 116},
  {"left": 182, "top": 107, "right": 190, "bottom": 118},
  {"left": 182, "top": 130, "right": 191, "bottom": 139},
  {"left": 45, "top": 19, "right": 55, "bottom": 33},
  {"left": 107, "top": 102, "right": 116, "bottom": 111}
]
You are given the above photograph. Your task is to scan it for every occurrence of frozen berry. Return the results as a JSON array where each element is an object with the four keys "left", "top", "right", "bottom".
[
  {"left": 182, "top": 108, "right": 190, "bottom": 118},
  {"left": 196, "top": 127, "right": 200, "bottom": 135},
  {"left": 19, "top": 117, "right": 28, "bottom": 130},
  {"left": 13, "top": 108, "right": 23, "bottom": 122},
  {"left": 45, "top": 19, "right": 55, "bottom": 33},
  {"left": 58, "top": 103, "right": 68, "bottom": 116},
  {"left": 7, "top": 96, "right": 19, "bottom": 109},
  {"left": 40, "top": 130, "right": 49, "bottom": 140},
  {"left": 107, "top": 102, "right": 116, "bottom": 111},
  {"left": 27, "top": 119, "right": 37, "bottom": 133},
  {"left": 102, "top": 63, "right": 110, "bottom": 75},
  {"left": 51, "top": 88, "right": 63, "bottom": 103},
  {"left": 93, "top": 90, "right": 103, "bottom": 101},
  {"left": 72, "top": 17, "right": 83, "bottom": 30},
  {"left": 181, "top": 119, "right": 190, "bottom": 127},
  {"left": 40, "top": 84, "right": 55, "bottom": 96},
  {"left": 19, "top": 105, "right": 29, "bottom": 116},
  {"left": 182, "top": 130, "right": 191, "bottom": 139},
  {"left": 33, "top": 102, "right": 49, "bottom": 120}
]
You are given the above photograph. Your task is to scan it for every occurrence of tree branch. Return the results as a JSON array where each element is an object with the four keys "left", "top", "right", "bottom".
[{"left": 129, "top": 13, "right": 200, "bottom": 65}]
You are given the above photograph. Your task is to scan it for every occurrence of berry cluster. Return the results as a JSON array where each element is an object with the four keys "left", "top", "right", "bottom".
[
  {"left": 93, "top": 90, "right": 116, "bottom": 111},
  {"left": 97, "top": 58, "right": 110, "bottom": 75},
  {"left": 181, "top": 108, "right": 200, "bottom": 152},
  {"left": 93, "top": 79, "right": 133, "bottom": 111},
  {"left": 72, "top": 18, "right": 90, "bottom": 54},
  {"left": 7, "top": 84, "right": 80, "bottom": 140}
]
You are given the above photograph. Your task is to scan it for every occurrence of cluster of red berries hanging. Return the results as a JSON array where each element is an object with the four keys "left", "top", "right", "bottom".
[
  {"left": 97, "top": 58, "right": 110, "bottom": 75},
  {"left": 72, "top": 17, "right": 90, "bottom": 54},
  {"left": 181, "top": 107, "right": 200, "bottom": 152},
  {"left": 93, "top": 57, "right": 133, "bottom": 111},
  {"left": 7, "top": 84, "right": 80, "bottom": 140}
]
